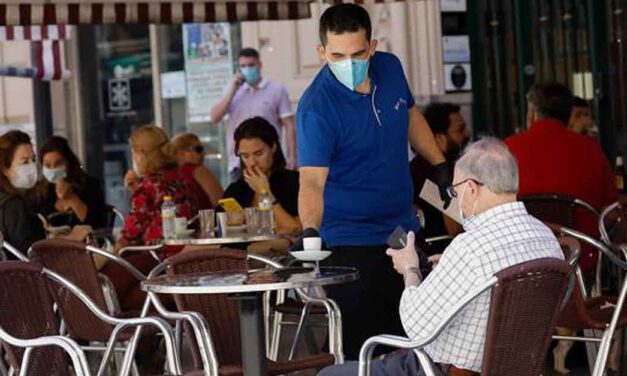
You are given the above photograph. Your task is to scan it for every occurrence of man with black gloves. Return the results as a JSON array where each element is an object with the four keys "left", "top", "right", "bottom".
[{"left": 294, "top": 4, "right": 452, "bottom": 360}]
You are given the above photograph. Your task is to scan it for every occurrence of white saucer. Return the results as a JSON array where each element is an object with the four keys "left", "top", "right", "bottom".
[
  {"left": 176, "top": 229, "right": 196, "bottom": 238},
  {"left": 290, "top": 250, "right": 332, "bottom": 262}
]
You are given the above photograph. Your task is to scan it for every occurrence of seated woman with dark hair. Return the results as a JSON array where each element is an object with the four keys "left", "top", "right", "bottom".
[
  {"left": 224, "top": 117, "right": 301, "bottom": 234},
  {"left": 0, "top": 131, "right": 90, "bottom": 254},
  {"left": 36, "top": 136, "right": 108, "bottom": 228}
]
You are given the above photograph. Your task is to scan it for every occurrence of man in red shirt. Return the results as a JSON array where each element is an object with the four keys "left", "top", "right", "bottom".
[{"left": 505, "top": 82, "right": 617, "bottom": 272}]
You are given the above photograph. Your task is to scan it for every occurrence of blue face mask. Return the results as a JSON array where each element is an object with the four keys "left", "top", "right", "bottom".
[
  {"left": 327, "top": 58, "right": 369, "bottom": 91},
  {"left": 240, "top": 66, "right": 260, "bottom": 85},
  {"left": 42, "top": 166, "right": 67, "bottom": 184}
]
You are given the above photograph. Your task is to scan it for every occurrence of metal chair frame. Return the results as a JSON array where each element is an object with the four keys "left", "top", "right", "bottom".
[
  {"left": 0, "top": 325, "right": 90, "bottom": 376},
  {"left": 549, "top": 224, "right": 627, "bottom": 376},
  {"left": 28, "top": 242, "right": 180, "bottom": 376}
]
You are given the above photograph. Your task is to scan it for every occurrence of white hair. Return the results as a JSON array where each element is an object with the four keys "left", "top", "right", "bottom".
[{"left": 456, "top": 137, "right": 519, "bottom": 194}]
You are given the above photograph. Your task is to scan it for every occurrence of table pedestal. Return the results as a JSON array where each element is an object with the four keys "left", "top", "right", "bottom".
[{"left": 233, "top": 293, "right": 267, "bottom": 376}]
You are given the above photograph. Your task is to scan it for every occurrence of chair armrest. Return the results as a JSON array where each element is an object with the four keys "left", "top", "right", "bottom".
[
  {"left": 358, "top": 334, "right": 441, "bottom": 376},
  {"left": 86, "top": 245, "right": 148, "bottom": 280},
  {"left": 0, "top": 327, "right": 90, "bottom": 376}
]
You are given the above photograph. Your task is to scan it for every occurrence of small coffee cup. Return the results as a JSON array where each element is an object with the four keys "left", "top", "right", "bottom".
[{"left": 303, "top": 237, "right": 322, "bottom": 251}]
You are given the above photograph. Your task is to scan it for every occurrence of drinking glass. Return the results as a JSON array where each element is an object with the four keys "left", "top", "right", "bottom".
[
  {"left": 199, "top": 209, "right": 215, "bottom": 238},
  {"left": 245, "top": 207, "right": 259, "bottom": 235}
]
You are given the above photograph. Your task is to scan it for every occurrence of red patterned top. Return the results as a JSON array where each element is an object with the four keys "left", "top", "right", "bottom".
[{"left": 121, "top": 167, "right": 195, "bottom": 245}]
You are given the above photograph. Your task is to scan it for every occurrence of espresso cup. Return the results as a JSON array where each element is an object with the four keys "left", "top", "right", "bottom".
[{"left": 303, "top": 237, "right": 322, "bottom": 251}]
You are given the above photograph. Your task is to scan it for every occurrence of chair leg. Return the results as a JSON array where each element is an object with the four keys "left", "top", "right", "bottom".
[
  {"left": 269, "top": 311, "right": 283, "bottom": 361},
  {"left": 289, "top": 303, "right": 311, "bottom": 360},
  {"left": 584, "top": 329, "right": 601, "bottom": 374}
]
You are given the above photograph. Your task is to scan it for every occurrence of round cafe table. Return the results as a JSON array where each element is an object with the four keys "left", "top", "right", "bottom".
[
  {"left": 162, "top": 233, "right": 281, "bottom": 246},
  {"left": 141, "top": 266, "right": 359, "bottom": 376}
]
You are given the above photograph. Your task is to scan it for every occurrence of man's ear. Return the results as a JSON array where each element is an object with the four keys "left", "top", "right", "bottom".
[
  {"left": 317, "top": 44, "right": 326, "bottom": 62},
  {"left": 368, "top": 39, "right": 378, "bottom": 56}
]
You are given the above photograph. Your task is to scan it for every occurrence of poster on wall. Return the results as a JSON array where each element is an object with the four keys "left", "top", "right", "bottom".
[
  {"left": 183, "top": 23, "right": 233, "bottom": 123},
  {"left": 441, "top": 0, "right": 467, "bottom": 12}
]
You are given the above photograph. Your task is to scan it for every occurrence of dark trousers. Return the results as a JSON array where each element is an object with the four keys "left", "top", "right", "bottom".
[
  {"left": 323, "top": 233, "right": 429, "bottom": 360},
  {"left": 318, "top": 349, "right": 445, "bottom": 376}
]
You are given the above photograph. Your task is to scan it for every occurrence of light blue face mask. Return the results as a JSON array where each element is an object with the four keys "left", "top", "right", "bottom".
[
  {"left": 42, "top": 166, "right": 67, "bottom": 184},
  {"left": 240, "top": 66, "right": 260, "bottom": 85},
  {"left": 327, "top": 58, "right": 369, "bottom": 91}
]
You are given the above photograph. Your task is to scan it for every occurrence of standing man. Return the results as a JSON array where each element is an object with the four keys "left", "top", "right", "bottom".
[
  {"left": 210, "top": 48, "right": 296, "bottom": 182},
  {"left": 295, "top": 4, "right": 452, "bottom": 360}
]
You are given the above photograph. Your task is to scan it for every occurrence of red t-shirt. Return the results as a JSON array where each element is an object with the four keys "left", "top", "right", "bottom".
[{"left": 505, "top": 119, "right": 618, "bottom": 270}]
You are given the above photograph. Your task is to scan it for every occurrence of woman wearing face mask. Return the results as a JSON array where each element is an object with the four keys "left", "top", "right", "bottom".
[
  {"left": 36, "top": 136, "right": 107, "bottom": 228},
  {"left": 0, "top": 131, "right": 90, "bottom": 254},
  {"left": 223, "top": 117, "right": 301, "bottom": 234},
  {"left": 171, "top": 132, "right": 223, "bottom": 210}
]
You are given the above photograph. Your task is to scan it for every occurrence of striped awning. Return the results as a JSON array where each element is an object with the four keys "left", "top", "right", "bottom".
[
  {"left": 0, "top": 1, "right": 313, "bottom": 25},
  {"left": 0, "top": 0, "right": 409, "bottom": 26}
]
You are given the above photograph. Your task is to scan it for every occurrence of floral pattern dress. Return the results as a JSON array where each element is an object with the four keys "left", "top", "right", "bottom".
[{"left": 120, "top": 167, "right": 195, "bottom": 246}]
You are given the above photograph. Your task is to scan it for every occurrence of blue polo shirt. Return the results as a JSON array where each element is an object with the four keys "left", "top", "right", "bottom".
[{"left": 297, "top": 51, "right": 420, "bottom": 247}]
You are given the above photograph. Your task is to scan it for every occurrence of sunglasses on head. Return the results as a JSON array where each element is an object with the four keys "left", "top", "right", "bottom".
[
  {"left": 445, "top": 178, "right": 483, "bottom": 199},
  {"left": 191, "top": 144, "right": 205, "bottom": 154}
]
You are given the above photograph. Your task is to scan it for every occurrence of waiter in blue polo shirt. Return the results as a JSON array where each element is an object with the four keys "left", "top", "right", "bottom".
[{"left": 295, "top": 4, "right": 452, "bottom": 360}]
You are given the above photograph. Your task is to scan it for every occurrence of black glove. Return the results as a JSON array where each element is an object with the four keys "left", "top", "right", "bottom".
[
  {"left": 289, "top": 228, "right": 326, "bottom": 252},
  {"left": 433, "top": 161, "right": 453, "bottom": 209}
]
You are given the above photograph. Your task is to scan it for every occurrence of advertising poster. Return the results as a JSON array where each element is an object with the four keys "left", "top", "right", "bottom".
[{"left": 183, "top": 23, "right": 233, "bottom": 123}]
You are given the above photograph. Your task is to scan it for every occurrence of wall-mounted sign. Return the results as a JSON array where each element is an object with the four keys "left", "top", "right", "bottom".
[
  {"left": 444, "top": 63, "right": 471, "bottom": 92},
  {"left": 441, "top": 0, "right": 467, "bottom": 12},
  {"left": 161, "top": 71, "right": 187, "bottom": 99},
  {"left": 108, "top": 78, "right": 131, "bottom": 111},
  {"left": 183, "top": 23, "right": 233, "bottom": 123},
  {"left": 443, "top": 36, "right": 470, "bottom": 63}
]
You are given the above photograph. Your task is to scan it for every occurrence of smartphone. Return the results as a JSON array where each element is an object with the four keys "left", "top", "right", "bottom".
[
  {"left": 217, "top": 198, "right": 244, "bottom": 212},
  {"left": 386, "top": 225, "right": 408, "bottom": 250}
]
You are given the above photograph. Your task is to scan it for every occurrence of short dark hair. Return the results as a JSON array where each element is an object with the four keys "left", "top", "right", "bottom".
[
  {"left": 234, "top": 117, "right": 286, "bottom": 173},
  {"left": 526, "top": 82, "right": 574, "bottom": 125},
  {"left": 319, "top": 4, "right": 371, "bottom": 46},
  {"left": 572, "top": 96, "right": 589, "bottom": 108},
  {"left": 423, "top": 103, "right": 461, "bottom": 135},
  {"left": 239, "top": 48, "right": 259, "bottom": 59}
]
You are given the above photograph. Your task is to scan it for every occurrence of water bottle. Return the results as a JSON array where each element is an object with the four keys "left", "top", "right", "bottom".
[
  {"left": 161, "top": 195, "right": 176, "bottom": 240},
  {"left": 258, "top": 190, "right": 274, "bottom": 235}
]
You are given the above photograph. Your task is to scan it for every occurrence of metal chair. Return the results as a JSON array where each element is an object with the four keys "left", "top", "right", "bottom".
[
  {"left": 0, "top": 260, "right": 181, "bottom": 376},
  {"left": 520, "top": 193, "right": 600, "bottom": 228},
  {"left": 0, "top": 261, "right": 91, "bottom": 376},
  {"left": 358, "top": 257, "right": 571, "bottom": 376},
  {"left": 549, "top": 224, "right": 627, "bottom": 376},
  {"left": 164, "top": 248, "right": 338, "bottom": 375},
  {"left": 267, "top": 257, "right": 342, "bottom": 363},
  {"left": 28, "top": 238, "right": 179, "bottom": 375}
]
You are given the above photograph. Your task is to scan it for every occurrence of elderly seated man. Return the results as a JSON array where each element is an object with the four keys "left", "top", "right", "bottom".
[{"left": 319, "top": 137, "right": 564, "bottom": 376}]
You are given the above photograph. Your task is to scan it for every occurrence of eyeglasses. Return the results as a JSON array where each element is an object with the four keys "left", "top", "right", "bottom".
[
  {"left": 446, "top": 178, "right": 483, "bottom": 199},
  {"left": 191, "top": 144, "right": 205, "bottom": 154}
]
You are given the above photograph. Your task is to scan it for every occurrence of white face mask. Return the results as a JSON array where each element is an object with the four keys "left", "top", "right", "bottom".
[
  {"left": 458, "top": 182, "right": 479, "bottom": 227},
  {"left": 11, "top": 163, "right": 38, "bottom": 189}
]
